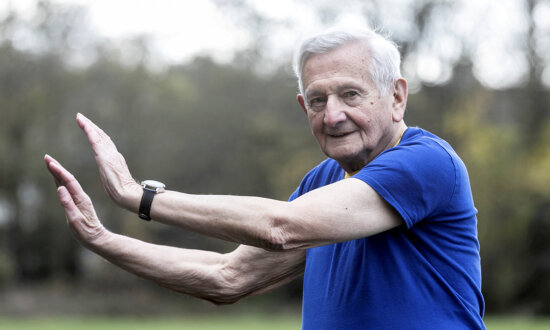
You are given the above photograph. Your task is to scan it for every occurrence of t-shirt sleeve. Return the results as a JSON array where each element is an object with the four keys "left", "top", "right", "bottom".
[
  {"left": 353, "top": 139, "right": 457, "bottom": 229},
  {"left": 288, "top": 159, "right": 344, "bottom": 202},
  {"left": 288, "top": 186, "right": 302, "bottom": 202}
]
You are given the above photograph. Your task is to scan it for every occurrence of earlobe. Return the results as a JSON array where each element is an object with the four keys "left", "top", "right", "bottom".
[{"left": 297, "top": 94, "right": 307, "bottom": 115}]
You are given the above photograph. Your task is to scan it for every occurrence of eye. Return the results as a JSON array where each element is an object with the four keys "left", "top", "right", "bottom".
[
  {"left": 308, "top": 96, "right": 327, "bottom": 111},
  {"left": 310, "top": 97, "right": 325, "bottom": 104},
  {"left": 342, "top": 90, "right": 362, "bottom": 106},
  {"left": 343, "top": 90, "right": 359, "bottom": 98}
]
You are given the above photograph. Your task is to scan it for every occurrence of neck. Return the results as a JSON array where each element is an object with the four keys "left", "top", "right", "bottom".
[
  {"left": 340, "top": 122, "right": 407, "bottom": 174},
  {"left": 389, "top": 122, "right": 407, "bottom": 149}
]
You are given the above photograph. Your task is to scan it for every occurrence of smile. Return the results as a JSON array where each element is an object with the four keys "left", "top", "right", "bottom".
[{"left": 328, "top": 131, "right": 354, "bottom": 138}]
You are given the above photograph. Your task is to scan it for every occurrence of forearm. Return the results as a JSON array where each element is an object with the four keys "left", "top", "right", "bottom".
[
  {"left": 123, "top": 177, "right": 402, "bottom": 251},
  {"left": 87, "top": 231, "right": 235, "bottom": 303},
  {"left": 148, "top": 191, "right": 290, "bottom": 250},
  {"left": 86, "top": 231, "right": 304, "bottom": 304}
]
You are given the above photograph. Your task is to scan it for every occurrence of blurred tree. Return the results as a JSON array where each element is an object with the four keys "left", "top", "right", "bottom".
[
  {"left": 0, "top": 2, "right": 88, "bottom": 283},
  {"left": 1, "top": 0, "right": 550, "bottom": 316}
]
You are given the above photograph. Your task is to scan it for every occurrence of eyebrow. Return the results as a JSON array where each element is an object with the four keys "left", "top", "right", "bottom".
[{"left": 305, "top": 82, "right": 366, "bottom": 99}]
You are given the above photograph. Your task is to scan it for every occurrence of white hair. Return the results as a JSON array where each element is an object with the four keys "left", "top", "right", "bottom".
[{"left": 293, "top": 27, "right": 402, "bottom": 97}]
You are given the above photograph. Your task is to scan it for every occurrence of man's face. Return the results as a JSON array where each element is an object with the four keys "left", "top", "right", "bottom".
[{"left": 297, "top": 41, "right": 403, "bottom": 171}]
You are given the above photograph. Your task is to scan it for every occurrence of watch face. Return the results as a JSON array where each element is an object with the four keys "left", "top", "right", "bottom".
[{"left": 141, "top": 180, "right": 166, "bottom": 190}]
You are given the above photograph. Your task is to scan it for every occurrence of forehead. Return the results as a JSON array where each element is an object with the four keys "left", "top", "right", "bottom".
[{"left": 302, "top": 41, "right": 373, "bottom": 93}]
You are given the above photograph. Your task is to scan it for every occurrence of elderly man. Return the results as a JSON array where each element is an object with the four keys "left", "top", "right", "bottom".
[{"left": 45, "top": 27, "right": 485, "bottom": 329}]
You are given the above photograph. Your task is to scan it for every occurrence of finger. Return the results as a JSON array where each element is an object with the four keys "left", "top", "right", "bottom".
[
  {"left": 45, "top": 156, "right": 68, "bottom": 186},
  {"left": 76, "top": 113, "right": 116, "bottom": 155},
  {"left": 47, "top": 160, "right": 88, "bottom": 206},
  {"left": 57, "top": 185, "right": 83, "bottom": 221},
  {"left": 58, "top": 184, "right": 106, "bottom": 244},
  {"left": 77, "top": 113, "right": 102, "bottom": 147},
  {"left": 45, "top": 154, "right": 64, "bottom": 187}
]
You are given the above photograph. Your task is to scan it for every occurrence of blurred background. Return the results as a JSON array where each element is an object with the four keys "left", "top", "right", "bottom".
[{"left": 0, "top": 0, "right": 549, "bottom": 322}]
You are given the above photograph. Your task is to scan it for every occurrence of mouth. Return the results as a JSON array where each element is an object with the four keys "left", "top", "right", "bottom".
[{"left": 328, "top": 131, "right": 355, "bottom": 138}]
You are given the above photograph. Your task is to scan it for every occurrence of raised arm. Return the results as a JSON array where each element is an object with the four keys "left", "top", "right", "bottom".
[
  {"left": 148, "top": 177, "right": 403, "bottom": 251},
  {"left": 80, "top": 234, "right": 305, "bottom": 305},
  {"left": 45, "top": 156, "right": 305, "bottom": 304},
  {"left": 75, "top": 113, "right": 403, "bottom": 251}
]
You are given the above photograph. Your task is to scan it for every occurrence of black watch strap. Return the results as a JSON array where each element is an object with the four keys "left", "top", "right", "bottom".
[{"left": 139, "top": 188, "right": 156, "bottom": 221}]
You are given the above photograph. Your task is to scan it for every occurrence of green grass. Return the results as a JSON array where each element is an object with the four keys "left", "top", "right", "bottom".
[
  {"left": 0, "top": 315, "right": 301, "bottom": 330},
  {"left": 484, "top": 316, "right": 550, "bottom": 330},
  {"left": 1, "top": 315, "right": 549, "bottom": 329}
]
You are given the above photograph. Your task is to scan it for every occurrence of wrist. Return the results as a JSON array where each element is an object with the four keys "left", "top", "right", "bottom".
[
  {"left": 119, "top": 182, "right": 143, "bottom": 213},
  {"left": 138, "top": 180, "right": 166, "bottom": 221},
  {"left": 82, "top": 225, "right": 113, "bottom": 251}
]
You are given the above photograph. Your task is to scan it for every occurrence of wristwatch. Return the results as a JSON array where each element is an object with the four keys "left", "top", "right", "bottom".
[{"left": 138, "top": 180, "right": 165, "bottom": 221}]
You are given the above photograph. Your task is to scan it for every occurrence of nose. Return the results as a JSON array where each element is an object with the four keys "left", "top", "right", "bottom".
[{"left": 323, "top": 95, "right": 347, "bottom": 127}]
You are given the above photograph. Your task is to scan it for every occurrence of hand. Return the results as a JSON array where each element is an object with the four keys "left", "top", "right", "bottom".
[
  {"left": 45, "top": 155, "right": 109, "bottom": 246},
  {"left": 76, "top": 113, "right": 141, "bottom": 212}
]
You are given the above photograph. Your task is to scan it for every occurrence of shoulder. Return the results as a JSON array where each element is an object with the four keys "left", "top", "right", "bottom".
[
  {"left": 401, "top": 127, "right": 454, "bottom": 155},
  {"left": 288, "top": 158, "right": 343, "bottom": 201},
  {"left": 355, "top": 128, "right": 465, "bottom": 227},
  {"left": 383, "top": 127, "right": 460, "bottom": 174}
]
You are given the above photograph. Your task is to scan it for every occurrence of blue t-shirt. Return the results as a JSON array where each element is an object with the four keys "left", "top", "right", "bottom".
[{"left": 290, "top": 127, "right": 485, "bottom": 329}]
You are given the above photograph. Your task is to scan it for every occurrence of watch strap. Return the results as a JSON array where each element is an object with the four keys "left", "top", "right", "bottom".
[{"left": 139, "top": 188, "right": 156, "bottom": 221}]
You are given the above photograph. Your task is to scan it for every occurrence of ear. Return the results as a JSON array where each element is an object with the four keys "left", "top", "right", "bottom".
[
  {"left": 391, "top": 78, "right": 408, "bottom": 122},
  {"left": 297, "top": 94, "right": 307, "bottom": 115}
]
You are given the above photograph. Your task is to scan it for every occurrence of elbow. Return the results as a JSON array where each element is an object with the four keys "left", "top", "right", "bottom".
[
  {"left": 205, "top": 280, "right": 249, "bottom": 305},
  {"left": 166, "top": 286, "right": 243, "bottom": 305},
  {"left": 203, "top": 295, "right": 241, "bottom": 306},
  {"left": 264, "top": 226, "right": 290, "bottom": 251},
  {"left": 198, "top": 262, "right": 255, "bottom": 305},
  {"left": 207, "top": 287, "right": 254, "bottom": 305},
  {"left": 263, "top": 201, "right": 318, "bottom": 251},
  {"left": 169, "top": 282, "right": 246, "bottom": 306},
  {"left": 263, "top": 214, "right": 301, "bottom": 251}
]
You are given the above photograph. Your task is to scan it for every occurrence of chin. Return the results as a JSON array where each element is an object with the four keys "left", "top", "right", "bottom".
[
  {"left": 327, "top": 150, "right": 359, "bottom": 163},
  {"left": 326, "top": 147, "right": 370, "bottom": 167}
]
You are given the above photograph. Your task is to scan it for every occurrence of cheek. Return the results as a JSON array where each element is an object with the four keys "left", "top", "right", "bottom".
[
  {"left": 351, "top": 107, "right": 374, "bottom": 129},
  {"left": 353, "top": 107, "right": 387, "bottom": 138},
  {"left": 308, "top": 113, "right": 324, "bottom": 133},
  {"left": 360, "top": 101, "right": 391, "bottom": 124}
]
